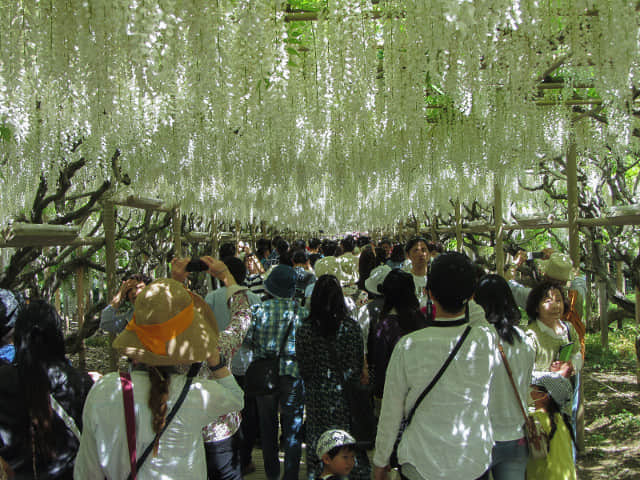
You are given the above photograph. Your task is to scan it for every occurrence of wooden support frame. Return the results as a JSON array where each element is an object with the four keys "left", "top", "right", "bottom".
[{"left": 494, "top": 182, "right": 505, "bottom": 276}]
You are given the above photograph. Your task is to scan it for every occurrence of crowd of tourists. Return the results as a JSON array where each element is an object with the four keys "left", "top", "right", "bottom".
[{"left": 0, "top": 234, "right": 585, "bottom": 480}]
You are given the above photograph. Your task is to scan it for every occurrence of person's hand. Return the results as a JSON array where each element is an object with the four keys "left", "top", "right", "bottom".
[
  {"left": 171, "top": 258, "right": 191, "bottom": 283},
  {"left": 374, "top": 465, "right": 390, "bottom": 480},
  {"left": 550, "top": 361, "right": 574, "bottom": 378},
  {"left": 87, "top": 371, "right": 103, "bottom": 383},
  {"left": 360, "top": 367, "right": 370, "bottom": 385},
  {"left": 504, "top": 264, "right": 516, "bottom": 281},
  {"left": 514, "top": 250, "right": 527, "bottom": 267},
  {"left": 207, "top": 350, "right": 231, "bottom": 378},
  {"left": 111, "top": 279, "right": 138, "bottom": 307},
  {"left": 201, "top": 256, "right": 236, "bottom": 286},
  {"left": 542, "top": 247, "right": 555, "bottom": 259},
  {"left": 0, "top": 454, "right": 14, "bottom": 479}
]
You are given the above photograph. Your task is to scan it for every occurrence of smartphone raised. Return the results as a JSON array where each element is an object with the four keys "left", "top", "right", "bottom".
[{"left": 186, "top": 258, "right": 209, "bottom": 272}]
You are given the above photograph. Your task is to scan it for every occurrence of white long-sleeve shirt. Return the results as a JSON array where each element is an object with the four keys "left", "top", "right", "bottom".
[
  {"left": 74, "top": 373, "right": 243, "bottom": 479},
  {"left": 373, "top": 318, "right": 499, "bottom": 480},
  {"left": 490, "top": 327, "right": 536, "bottom": 441}
]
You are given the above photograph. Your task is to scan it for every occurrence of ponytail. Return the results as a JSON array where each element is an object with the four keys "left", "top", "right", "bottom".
[{"left": 148, "top": 367, "right": 171, "bottom": 456}]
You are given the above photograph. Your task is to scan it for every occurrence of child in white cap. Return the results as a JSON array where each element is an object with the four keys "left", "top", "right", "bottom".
[
  {"left": 526, "top": 372, "right": 576, "bottom": 480},
  {"left": 315, "top": 429, "right": 357, "bottom": 480}
]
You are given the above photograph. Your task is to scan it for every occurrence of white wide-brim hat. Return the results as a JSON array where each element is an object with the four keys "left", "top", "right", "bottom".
[
  {"left": 364, "top": 264, "right": 392, "bottom": 295},
  {"left": 539, "top": 253, "right": 574, "bottom": 283}
]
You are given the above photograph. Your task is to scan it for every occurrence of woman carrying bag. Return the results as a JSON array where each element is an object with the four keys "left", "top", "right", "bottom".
[
  {"left": 74, "top": 258, "right": 245, "bottom": 480},
  {"left": 475, "top": 275, "right": 536, "bottom": 480}
]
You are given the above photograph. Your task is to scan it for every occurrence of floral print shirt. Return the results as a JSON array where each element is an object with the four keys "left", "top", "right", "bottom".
[{"left": 201, "top": 290, "right": 252, "bottom": 442}]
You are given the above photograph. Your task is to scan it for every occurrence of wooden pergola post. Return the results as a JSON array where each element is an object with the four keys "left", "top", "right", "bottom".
[
  {"left": 103, "top": 201, "right": 118, "bottom": 371},
  {"left": 494, "top": 182, "right": 504, "bottom": 276},
  {"left": 567, "top": 140, "right": 580, "bottom": 268},
  {"left": 172, "top": 207, "right": 182, "bottom": 258},
  {"left": 76, "top": 262, "right": 86, "bottom": 370},
  {"left": 598, "top": 280, "right": 609, "bottom": 349},
  {"left": 455, "top": 201, "right": 463, "bottom": 252}
]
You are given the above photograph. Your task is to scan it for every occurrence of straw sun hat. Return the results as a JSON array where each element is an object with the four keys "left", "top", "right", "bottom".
[{"left": 113, "top": 278, "right": 219, "bottom": 366}]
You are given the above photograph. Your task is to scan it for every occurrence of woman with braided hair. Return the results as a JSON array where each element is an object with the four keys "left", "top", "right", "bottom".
[{"left": 74, "top": 258, "right": 245, "bottom": 479}]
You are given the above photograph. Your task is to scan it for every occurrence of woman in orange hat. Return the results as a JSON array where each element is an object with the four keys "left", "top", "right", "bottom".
[{"left": 74, "top": 258, "right": 246, "bottom": 480}]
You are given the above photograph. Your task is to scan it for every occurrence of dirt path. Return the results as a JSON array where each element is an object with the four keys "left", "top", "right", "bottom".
[{"left": 578, "top": 366, "right": 640, "bottom": 479}]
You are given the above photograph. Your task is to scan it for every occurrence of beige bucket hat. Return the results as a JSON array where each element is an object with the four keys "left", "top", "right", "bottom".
[{"left": 113, "top": 278, "right": 219, "bottom": 366}]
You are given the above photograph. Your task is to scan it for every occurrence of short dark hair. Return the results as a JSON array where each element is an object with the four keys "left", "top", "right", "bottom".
[
  {"left": 525, "top": 282, "right": 569, "bottom": 324},
  {"left": 223, "top": 256, "right": 247, "bottom": 284},
  {"left": 356, "top": 236, "right": 371, "bottom": 248},
  {"left": 427, "top": 241, "right": 444, "bottom": 254},
  {"left": 219, "top": 242, "right": 236, "bottom": 259},
  {"left": 340, "top": 235, "right": 356, "bottom": 253},
  {"left": 427, "top": 252, "right": 476, "bottom": 314},
  {"left": 309, "top": 237, "right": 322, "bottom": 249},
  {"left": 325, "top": 444, "right": 356, "bottom": 459},
  {"left": 378, "top": 237, "right": 392, "bottom": 247},
  {"left": 322, "top": 240, "right": 339, "bottom": 257},
  {"left": 124, "top": 273, "right": 152, "bottom": 285},
  {"left": 292, "top": 249, "right": 309, "bottom": 265},
  {"left": 293, "top": 239, "right": 307, "bottom": 250},
  {"left": 256, "top": 238, "right": 271, "bottom": 257},
  {"left": 389, "top": 244, "right": 405, "bottom": 262},
  {"left": 405, "top": 236, "right": 429, "bottom": 253}
]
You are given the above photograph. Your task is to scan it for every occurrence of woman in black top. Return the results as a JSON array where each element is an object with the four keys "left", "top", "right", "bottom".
[
  {"left": 296, "top": 275, "right": 370, "bottom": 480},
  {"left": 372, "top": 269, "right": 425, "bottom": 398},
  {"left": 0, "top": 300, "right": 93, "bottom": 479}
]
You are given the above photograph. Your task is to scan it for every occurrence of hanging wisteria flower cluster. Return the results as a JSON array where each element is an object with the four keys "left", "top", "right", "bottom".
[{"left": 0, "top": 0, "right": 638, "bottom": 231}]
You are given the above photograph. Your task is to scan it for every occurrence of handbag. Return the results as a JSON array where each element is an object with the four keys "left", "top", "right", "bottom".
[
  {"left": 327, "top": 341, "right": 377, "bottom": 449},
  {"left": 497, "top": 342, "right": 549, "bottom": 460},
  {"left": 120, "top": 363, "right": 200, "bottom": 480},
  {"left": 389, "top": 325, "right": 472, "bottom": 468},
  {"left": 244, "top": 319, "right": 294, "bottom": 397}
]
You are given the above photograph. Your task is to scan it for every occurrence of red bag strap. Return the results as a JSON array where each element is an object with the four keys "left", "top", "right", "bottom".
[{"left": 120, "top": 371, "right": 137, "bottom": 480}]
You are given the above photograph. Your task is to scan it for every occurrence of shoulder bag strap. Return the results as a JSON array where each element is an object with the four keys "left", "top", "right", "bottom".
[
  {"left": 49, "top": 394, "right": 81, "bottom": 440},
  {"left": 404, "top": 325, "right": 472, "bottom": 426},
  {"left": 277, "top": 317, "right": 295, "bottom": 357},
  {"left": 497, "top": 342, "right": 529, "bottom": 423},
  {"left": 124, "top": 363, "right": 200, "bottom": 480},
  {"left": 120, "top": 371, "right": 138, "bottom": 480}
]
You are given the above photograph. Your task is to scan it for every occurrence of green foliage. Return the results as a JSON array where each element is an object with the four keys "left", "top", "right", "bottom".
[
  {"left": 287, "top": 0, "right": 324, "bottom": 11},
  {"left": 115, "top": 238, "right": 131, "bottom": 250},
  {"left": 0, "top": 125, "right": 11, "bottom": 143},
  {"left": 585, "top": 324, "right": 638, "bottom": 370},
  {"left": 85, "top": 334, "right": 112, "bottom": 348},
  {"left": 609, "top": 409, "right": 640, "bottom": 434}
]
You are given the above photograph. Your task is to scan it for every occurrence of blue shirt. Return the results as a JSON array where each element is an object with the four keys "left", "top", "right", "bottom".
[
  {"left": 205, "top": 287, "right": 263, "bottom": 375},
  {"left": 246, "top": 298, "right": 307, "bottom": 378},
  {"left": 99, "top": 305, "right": 133, "bottom": 334},
  {"left": 0, "top": 344, "right": 15, "bottom": 364}
]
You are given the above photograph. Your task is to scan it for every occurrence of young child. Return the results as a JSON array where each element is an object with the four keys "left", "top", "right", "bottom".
[
  {"left": 526, "top": 372, "right": 576, "bottom": 480},
  {"left": 315, "top": 429, "right": 357, "bottom": 480}
]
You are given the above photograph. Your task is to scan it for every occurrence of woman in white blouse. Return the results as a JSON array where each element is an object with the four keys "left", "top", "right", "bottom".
[{"left": 475, "top": 275, "right": 536, "bottom": 480}]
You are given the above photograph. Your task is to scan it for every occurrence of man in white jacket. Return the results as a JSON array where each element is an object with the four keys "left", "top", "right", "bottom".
[{"left": 373, "top": 252, "right": 498, "bottom": 480}]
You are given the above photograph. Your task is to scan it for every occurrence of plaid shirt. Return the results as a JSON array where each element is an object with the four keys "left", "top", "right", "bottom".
[{"left": 247, "top": 298, "right": 307, "bottom": 378}]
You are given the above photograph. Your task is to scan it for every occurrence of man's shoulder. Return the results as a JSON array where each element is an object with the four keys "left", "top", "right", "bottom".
[
  {"left": 246, "top": 290, "right": 262, "bottom": 305},
  {"left": 205, "top": 287, "right": 226, "bottom": 301}
]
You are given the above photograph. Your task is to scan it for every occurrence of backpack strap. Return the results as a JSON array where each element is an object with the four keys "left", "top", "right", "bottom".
[{"left": 49, "top": 394, "right": 81, "bottom": 440}]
